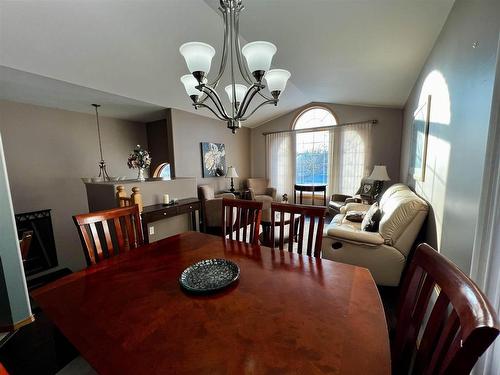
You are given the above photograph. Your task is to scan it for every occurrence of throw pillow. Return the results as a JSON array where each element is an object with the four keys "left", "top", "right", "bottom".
[
  {"left": 346, "top": 211, "right": 365, "bottom": 222},
  {"left": 361, "top": 202, "right": 382, "bottom": 232}
]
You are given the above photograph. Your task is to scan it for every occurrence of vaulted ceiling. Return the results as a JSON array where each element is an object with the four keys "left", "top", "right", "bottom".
[{"left": 0, "top": 0, "right": 454, "bottom": 125}]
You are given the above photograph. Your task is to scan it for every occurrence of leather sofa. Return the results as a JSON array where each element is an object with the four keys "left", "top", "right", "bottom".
[
  {"left": 321, "top": 184, "right": 428, "bottom": 286},
  {"left": 328, "top": 178, "right": 375, "bottom": 215}
]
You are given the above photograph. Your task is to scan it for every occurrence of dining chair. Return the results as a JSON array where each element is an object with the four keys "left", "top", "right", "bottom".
[
  {"left": 270, "top": 202, "right": 326, "bottom": 257},
  {"left": 73, "top": 205, "right": 144, "bottom": 266},
  {"left": 222, "top": 198, "right": 263, "bottom": 245},
  {"left": 392, "top": 243, "right": 500, "bottom": 375}
]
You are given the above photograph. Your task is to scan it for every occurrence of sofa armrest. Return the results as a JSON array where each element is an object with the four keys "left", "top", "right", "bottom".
[
  {"left": 247, "top": 188, "right": 256, "bottom": 200},
  {"left": 326, "top": 226, "right": 385, "bottom": 246},
  {"left": 340, "top": 202, "right": 372, "bottom": 214},
  {"left": 215, "top": 193, "right": 236, "bottom": 199},
  {"left": 331, "top": 194, "right": 351, "bottom": 202},
  {"left": 265, "top": 187, "right": 277, "bottom": 200}
]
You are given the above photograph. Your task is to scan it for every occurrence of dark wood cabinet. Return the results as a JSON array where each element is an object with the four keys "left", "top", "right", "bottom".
[{"left": 141, "top": 198, "right": 200, "bottom": 243}]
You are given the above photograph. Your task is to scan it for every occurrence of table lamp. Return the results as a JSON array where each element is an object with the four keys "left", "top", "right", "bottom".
[
  {"left": 226, "top": 166, "right": 239, "bottom": 193},
  {"left": 368, "top": 165, "right": 391, "bottom": 197}
]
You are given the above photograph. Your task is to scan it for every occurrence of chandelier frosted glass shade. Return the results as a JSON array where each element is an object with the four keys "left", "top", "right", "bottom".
[
  {"left": 179, "top": 42, "right": 216, "bottom": 77},
  {"left": 241, "top": 41, "right": 277, "bottom": 78},
  {"left": 225, "top": 84, "right": 247, "bottom": 104},
  {"left": 264, "top": 69, "right": 291, "bottom": 98},
  {"left": 180, "top": 75, "right": 203, "bottom": 96}
]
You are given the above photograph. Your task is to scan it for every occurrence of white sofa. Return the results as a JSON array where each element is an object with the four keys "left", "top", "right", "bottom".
[{"left": 321, "top": 184, "right": 428, "bottom": 286}]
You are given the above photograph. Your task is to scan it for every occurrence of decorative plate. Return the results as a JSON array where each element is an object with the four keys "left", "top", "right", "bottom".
[{"left": 179, "top": 259, "right": 240, "bottom": 294}]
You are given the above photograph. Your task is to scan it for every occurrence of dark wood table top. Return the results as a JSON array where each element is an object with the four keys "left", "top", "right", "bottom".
[{"left": 32, "top": 232, "right": 390, "bottom": 375}]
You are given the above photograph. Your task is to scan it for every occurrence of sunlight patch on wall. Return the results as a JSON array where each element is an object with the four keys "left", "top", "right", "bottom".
[{"left": 413, "top": 70, "right": 451, "bottom": 252}]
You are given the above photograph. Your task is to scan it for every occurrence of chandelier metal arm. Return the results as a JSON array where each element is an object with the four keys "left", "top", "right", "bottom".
[
  {"left": 208, "top": 8, "right": 230, "bottom": 87},
  {"left": 237, "top": 84, "right": 262, "bottom": 118},
  {"left": 199, "top": 85, "right": 230, "bottom": 119},
  {"left": 241, "top": 99, "right": 277, "bottom": 121},
  {"left": 194, "top": 103, "right": 228, "bottom": 121},
  {"left": 234, "top": 10, "right": 254, "bottom": 85}
]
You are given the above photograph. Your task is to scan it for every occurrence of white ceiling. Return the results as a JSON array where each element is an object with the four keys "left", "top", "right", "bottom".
[{"left": 0, "top": 0, "right": 454, "bottom": 126}]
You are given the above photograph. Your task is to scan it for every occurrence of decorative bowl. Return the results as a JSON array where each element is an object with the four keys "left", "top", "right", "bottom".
[{"left": 179, "top": 259, "right": 240, "bottom": 294}]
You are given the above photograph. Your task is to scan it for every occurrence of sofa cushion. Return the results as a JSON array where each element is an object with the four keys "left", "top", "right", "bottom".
[
  {"left": 361, "top": 203, "right": 382, "bottom": 232},
  {"left": 326, "top": 223, "right": 385, "bottom": 245}
]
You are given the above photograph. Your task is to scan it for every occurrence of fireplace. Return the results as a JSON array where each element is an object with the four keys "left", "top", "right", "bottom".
[{"left": 15, "top": 209, "right": 58, "bottom": 276}]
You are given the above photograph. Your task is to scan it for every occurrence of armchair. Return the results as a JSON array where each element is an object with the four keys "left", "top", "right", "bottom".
[
  {"left": 246, "top": 178, "right": 276, "bottom": 222},
  {"left": 247, "top": 178, "right": 276, "bottom": 201},
  {"left": 198, "top": 185, "right": 235, "bottom": 234},
  {"left": 328, "top": 178, "right": 375, "bottom": 215}
]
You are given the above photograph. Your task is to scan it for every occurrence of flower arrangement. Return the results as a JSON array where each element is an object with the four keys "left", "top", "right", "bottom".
[{"left": 127, "top": 145, "right": 151, "bottom": 169}]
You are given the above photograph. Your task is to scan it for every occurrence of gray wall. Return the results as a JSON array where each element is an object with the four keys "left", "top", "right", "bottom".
[
  {"left": 0, "top": 100, "right": 148, "bottom": 272},
  {"left": 250, "top": 102, "right": 403, "bottom": 182},
  {"left": 171, "top": 108, "right": 251, "bottom": 192},
  {"left": 399, "top": 0, "right": 500, "bottom": 271}
]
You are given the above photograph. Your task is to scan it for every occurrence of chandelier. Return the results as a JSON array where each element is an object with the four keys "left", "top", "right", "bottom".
[{"left": 179, "top": 0, "right": 291, "bottom": 134}]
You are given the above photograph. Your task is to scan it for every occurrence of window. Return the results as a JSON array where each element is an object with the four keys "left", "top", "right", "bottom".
[
  {"left": 152, "top": 162, "right": 172, "bottom": 180},
  {"left": 293, "top": 107, "right": 337, "bottom": 185}
]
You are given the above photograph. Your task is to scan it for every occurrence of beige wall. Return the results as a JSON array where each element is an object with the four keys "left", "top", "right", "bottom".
[
  {"left": 171, "top": 108, "right": 251, "bottom": 192},
  {"left": 399, "top": 0, "right": 500, "bottom": 272},
  {"left": 0, "top": 100, "right": 147, "bottom": 272},
  {"left": 250, "top": 102, "right": 403, "bottom": 182}
]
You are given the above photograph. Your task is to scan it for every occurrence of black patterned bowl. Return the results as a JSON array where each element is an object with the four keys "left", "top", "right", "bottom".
[{"left": 179, "top": 259, "right": 240, "bottom": 294}]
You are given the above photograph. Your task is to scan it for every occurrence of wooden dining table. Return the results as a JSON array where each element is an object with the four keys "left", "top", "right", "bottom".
[{"left": 32, "top": 231, "right": 390, "bottom": 374}]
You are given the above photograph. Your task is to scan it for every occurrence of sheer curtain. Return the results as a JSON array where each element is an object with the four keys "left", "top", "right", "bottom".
[
  {"left": 328, "top": 122, "right": 373, "bottom": 196},
  {"left": 265, "top": 132, "right": 294, "bottom": 200}
]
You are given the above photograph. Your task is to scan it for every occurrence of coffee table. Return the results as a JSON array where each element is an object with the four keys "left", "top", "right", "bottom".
[{"left": 260, "top": 211, "right": 299, "bottom": 247}]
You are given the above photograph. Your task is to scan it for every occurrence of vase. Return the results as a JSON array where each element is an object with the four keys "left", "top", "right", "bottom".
[{"left": 137, "top": 168, "right": 145, "bottom": 182}]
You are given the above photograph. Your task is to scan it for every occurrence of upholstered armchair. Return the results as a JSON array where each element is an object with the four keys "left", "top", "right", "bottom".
[
  {"left": 247, "top": 178, "right": 276, "bottom": 201},
  {"left": 198, "top": 185, "right": 235, "bottom": 234},
  {"left": 246, "top": 178, "right": 276, "bottom": 222},
  {"left": 328, "top": 178, "right": 375, "bottom": 215}
]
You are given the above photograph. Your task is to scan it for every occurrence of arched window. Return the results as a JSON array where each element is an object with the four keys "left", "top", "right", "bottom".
[
  {"left": 293, "top": 107, "right": 337, "bottom": 185},
  {"left": 152, "top": 162, "right": 172, "bottom": 180}
]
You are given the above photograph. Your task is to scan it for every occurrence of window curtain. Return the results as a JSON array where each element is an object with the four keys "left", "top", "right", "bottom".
[
  {"left": 265, "top": 132, "right": 294, "bottom": 200},
  {"left": 328, "top": 122, "right": 373, "bottom": 196}
]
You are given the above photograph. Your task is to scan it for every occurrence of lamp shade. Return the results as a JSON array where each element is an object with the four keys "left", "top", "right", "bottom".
[
  {"left": 368, "top": 165, "right": 391, "bottom": 181},
  {"left": 225, "top": 84, "right": 247, "bottom": 104},
  {"left": 179, "top": 42, "right": 216, "bottom": 75},
  {"left": 242, "top": 41, "right": 277, "bottom": 74},
  {"left": 226, "top": 166, "right": 239, "bottom": 178},
  {"left": 264, "top": 69, "right": 291, "bottom": 95},
  {"left": 180, "top": 74, "right": 204, "bottom": 97}
]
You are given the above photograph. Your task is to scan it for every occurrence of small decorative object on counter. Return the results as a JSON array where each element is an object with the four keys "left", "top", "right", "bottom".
[
  {"left": 282, "top": 193, "right": 288, "bottom": 203},
  {"left": 127, "top": 145, "right": 152, "bottom": 182}
]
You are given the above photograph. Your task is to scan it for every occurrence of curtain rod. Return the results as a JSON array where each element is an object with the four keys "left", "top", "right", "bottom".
[{"left": 262, "top": 119, "right": 378, "bottom": 136}]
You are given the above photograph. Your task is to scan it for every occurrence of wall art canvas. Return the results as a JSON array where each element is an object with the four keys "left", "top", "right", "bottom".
[
  {"left": 201, "top": 142, "right": 226, "bottom": 177},
  {"left": 410, "top": 95, "right": 431, "bottom": 182}
]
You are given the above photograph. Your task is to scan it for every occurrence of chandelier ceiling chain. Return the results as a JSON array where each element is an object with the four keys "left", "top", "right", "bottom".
[{"left": 179, "top": 0, "right": 291, "bottom": 133}]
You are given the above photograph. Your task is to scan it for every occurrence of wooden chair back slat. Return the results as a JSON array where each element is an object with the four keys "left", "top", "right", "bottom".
[
  {"left": 287, "top": 213, "right": 295, "bottom": 253},
  {"left": 222, "top": 198, "right": 263, "bottom": 245},
  {"left": 101, "top": 219, "right": 114, "bottom": 257},
  {"left": 298, "top": 215, "right": 305, "bottom": 254},
  {"left": 88, "top": 223, "right": 103, "bottom": 262},
  {"left": 270, "top": 203, "right": 326, "bottom": 257},
  {"left": 392, "top": 243, "right": 500, "bottom": 375},
  {"left": 73, "top": 205, "right": 143, "bottom": 266}
]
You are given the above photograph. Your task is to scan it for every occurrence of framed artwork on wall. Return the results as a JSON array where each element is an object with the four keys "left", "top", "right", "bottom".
[
  {"left": 411, "top": 95, "right": 431, "bottom": 182},
  {"left": 201, "top": 142, "right": 226, "bottom": 177}
]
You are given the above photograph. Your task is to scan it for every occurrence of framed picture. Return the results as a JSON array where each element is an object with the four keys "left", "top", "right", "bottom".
[
  {"left": 201, "top": 142, "right": 226, "bottom": 177},
  {"left": 411, "top": 95, "right": 431, "bottom": 182}
]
